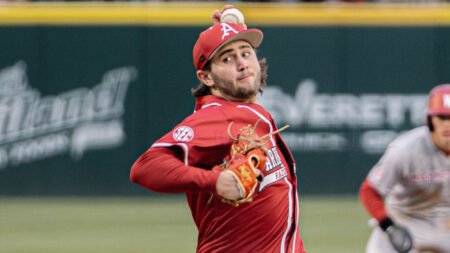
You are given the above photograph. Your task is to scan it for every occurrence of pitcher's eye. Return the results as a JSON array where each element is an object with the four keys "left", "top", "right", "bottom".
[{"left": 222, "top": 57, "right": 231, "bottom": 63}]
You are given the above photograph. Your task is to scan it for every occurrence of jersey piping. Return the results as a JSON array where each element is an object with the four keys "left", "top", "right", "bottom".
[
  {"left": 292, "top": 189, "right": 300, "bottom": 253},
  {"left": 237, "top": 104, "right": 296, "bottom": 253},
  {"left": 194, "top": 102, "right": 223, "bottom": 112},
  {"left": 280, "top": 177, "right": 294, "bottom": 253}
]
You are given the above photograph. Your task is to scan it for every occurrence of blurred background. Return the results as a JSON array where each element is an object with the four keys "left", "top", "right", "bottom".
[{"left": 0, "top": 1, "right": 449, "bottom": 253}]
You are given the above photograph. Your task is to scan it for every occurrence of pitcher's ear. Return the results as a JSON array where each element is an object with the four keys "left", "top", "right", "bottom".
[{"left": 196, "top": 70, "right": 214, "bottom": 87}]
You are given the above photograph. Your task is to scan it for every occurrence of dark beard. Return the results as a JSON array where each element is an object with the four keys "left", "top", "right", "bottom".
[{"left": 211, "top": 73, "right": 260, "bottom": 101}]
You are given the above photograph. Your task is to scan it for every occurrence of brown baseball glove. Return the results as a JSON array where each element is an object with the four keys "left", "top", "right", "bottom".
[{"left": 213, "top": 120, "right": 288, "bottom": 206}]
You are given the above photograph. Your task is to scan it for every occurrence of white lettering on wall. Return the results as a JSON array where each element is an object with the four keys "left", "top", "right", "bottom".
[
  {"left": 258, "top": 79, "right": 427, "bottom": 154},
  {"left": 0, "top": 61, "right": 137, "bottom": 169}
]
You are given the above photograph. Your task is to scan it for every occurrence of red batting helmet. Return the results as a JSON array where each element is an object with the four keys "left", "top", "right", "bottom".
[
  {"left": 193, "top": 22, "right": 263, "bottom": 71},
  {"left": 427, "top": 84, "right": 450, "bottom": 116}
]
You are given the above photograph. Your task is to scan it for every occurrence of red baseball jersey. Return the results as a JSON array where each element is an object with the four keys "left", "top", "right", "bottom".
[{"left": 132, "top": 95, "right": 305, "bottom": 253}]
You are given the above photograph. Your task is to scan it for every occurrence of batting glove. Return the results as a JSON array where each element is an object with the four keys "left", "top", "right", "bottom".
[{"left": 379, "top": 217, "right": 413, "bottom": 253}]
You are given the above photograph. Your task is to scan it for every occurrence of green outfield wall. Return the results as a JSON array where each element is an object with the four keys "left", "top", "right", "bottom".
[{"left": 0, "top": 3, "right": 449, "bottom": 195}]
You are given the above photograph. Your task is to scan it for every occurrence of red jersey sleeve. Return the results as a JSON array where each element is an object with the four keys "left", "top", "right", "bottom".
[
  {"left": 130, "top": 105, "right": 229, "bottom": 194},
  {"left": 153, "top": 106, "right": 231, "bottom": 167},
  {"left": 130, "top": 146, "right": 219, "bottom": 193},
  {"left": 359, "top": 178, "right": 389, "bottom": 222}
]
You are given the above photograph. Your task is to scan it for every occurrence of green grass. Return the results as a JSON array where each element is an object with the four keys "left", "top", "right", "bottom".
[
  {"left": 300, "top": 196, "right": 371, "bottom": 253},
  {"left": 0, "top": 196, "right": 371, "bottom": 253}
]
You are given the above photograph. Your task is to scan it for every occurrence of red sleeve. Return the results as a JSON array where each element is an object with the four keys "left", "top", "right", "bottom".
[
  {"left": 130, "top": 146, "right": 220, "bottom": 194},
  {"left": 359, "top": 178, "right": 389, "bottom": 222}
]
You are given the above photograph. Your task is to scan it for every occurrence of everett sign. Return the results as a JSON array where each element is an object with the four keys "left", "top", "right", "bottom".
[{"left": 259, "top": 79, "right": 428, "bottom": 154}]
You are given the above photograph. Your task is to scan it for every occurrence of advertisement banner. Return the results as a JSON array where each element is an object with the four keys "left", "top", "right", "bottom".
[{"left": 0, "top": 25, "right": 449, "bottom": 195}]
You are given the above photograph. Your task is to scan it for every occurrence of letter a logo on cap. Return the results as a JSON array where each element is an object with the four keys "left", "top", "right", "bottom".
[{"left": 221, "top": 23, "right": 239, "bottom": 40}]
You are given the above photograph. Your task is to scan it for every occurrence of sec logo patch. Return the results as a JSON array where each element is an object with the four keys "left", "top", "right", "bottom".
[{"left": 172, "top": 126, "right": 194, "bottom": 142}]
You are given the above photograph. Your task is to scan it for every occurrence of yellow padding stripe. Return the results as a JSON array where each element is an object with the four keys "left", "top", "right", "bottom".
[{"left": 0, "top": 3, "right": 450, "bottom": 26}]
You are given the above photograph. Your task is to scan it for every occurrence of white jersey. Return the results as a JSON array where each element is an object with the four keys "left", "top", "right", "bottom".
[
  {"left": 366, "top": 126, "right": 450, "bottom": 253},
  {"left": 368, "top": 126, "right": 450, "bottom": 225}
]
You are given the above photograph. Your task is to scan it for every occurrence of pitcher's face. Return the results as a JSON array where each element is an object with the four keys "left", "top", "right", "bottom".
[{"left": 207, "top": 40, "right": 261, "bottom": 103}]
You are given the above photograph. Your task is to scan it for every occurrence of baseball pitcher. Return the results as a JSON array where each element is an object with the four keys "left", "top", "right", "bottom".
[{"left": 130, "top": 6, "right": 306, "bottom": 253}]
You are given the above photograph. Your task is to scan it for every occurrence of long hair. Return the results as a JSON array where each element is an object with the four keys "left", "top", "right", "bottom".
[{"left": 191, "top": 58, "right": 268, "bottom": 97}]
